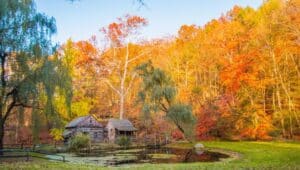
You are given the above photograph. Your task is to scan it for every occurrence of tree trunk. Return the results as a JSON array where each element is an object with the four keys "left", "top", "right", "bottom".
[
  {"left": 119, "top": 93, "right": 124, "bottom": 120},
  {"left": 0, "top": 120, "right": 4, "bottom": 155},
  {"left": 175, "top": 123, "right": 192, "bottom": 143},
  {"left": 119, "top": 44, "right": 129, "bottom": 120},
  {"left": 0, "top": 52, "right": 7, "bottom": 155}
]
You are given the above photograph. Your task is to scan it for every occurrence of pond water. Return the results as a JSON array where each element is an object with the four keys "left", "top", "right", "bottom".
[{"left": 58, "top": 147, "right": 229, "bottom": 166}]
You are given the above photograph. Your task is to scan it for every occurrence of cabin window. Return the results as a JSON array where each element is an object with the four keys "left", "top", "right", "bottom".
[{"left": 94, "top": 132, "right": 98, "bottom": 138}]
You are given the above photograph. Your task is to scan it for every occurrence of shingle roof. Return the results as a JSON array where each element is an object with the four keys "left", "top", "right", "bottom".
[
  {"left": 65, "top": 116, "right": 88, "bottom": 128},
  {"left": 108, "top": 118, "right": 137, "bottom": 131},
  {"left": 62, "top": 130, "right": 72, "bottom": 137},
  {"left": 65, "top": 115, "right": 102, "bottom": 128}
]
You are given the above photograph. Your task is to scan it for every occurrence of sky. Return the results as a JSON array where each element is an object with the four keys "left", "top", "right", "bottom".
[{"left": 35, "top": 0, "right": 263, "bottom": 44}]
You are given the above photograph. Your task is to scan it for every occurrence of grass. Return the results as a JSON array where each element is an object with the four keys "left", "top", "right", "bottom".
[{"left": 0, "top": 141, "right": 299, "bottom": 169}]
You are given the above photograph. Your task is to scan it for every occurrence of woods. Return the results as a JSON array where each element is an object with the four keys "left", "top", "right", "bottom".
[
  {"left": 1, "top": 0, "right": 300, "bottom": 149},
  {"left": 1, "top": 0, "right": 300, "bottom": 169},
  {"left": 57, "top": 0, "right": 298, "bottom": 141}
]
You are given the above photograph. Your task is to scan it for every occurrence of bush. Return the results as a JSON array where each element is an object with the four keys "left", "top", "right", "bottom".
[
  {"left": 68, "top": 133, "right": 91, "bottom": 152},
  {"left": 50, "top": 128, "right": 63, "bottom": 148},
  {"left": 171, "top": 130, "right": 184, "bottom": 141},
  {"left": 116, "top": 136, "right": 131, "bottom": 148}
]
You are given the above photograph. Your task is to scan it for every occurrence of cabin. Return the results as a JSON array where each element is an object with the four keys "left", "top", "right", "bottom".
[
  {"left": 106, "top": 118, "right": 137, "bottom": 142},
  {"left": 63, "top": 115, "right": 105, "bottom": 143}
]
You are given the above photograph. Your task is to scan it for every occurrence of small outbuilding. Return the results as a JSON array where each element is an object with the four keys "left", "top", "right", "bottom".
[
  {"left": 106, "top": 118, "right": 137, "bottom": 142},
  {"left": 63, "top": 115, "right": 105, "bottom": 143}
]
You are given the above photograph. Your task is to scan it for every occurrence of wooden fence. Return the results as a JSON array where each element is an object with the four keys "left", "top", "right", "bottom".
[{"left": 0, "top": 149, "right": 65, "bottom": 162}]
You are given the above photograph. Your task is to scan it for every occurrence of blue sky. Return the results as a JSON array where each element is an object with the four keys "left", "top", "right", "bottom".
[{"left": 36, "top": 0, "right": 263, "bottom": 44}]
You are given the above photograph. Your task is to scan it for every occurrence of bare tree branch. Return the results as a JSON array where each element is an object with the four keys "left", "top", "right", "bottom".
[
  {"left": 125, "top": 72, "right": 137, "bottom": 95},
  {"left": 127, "top": 50, "right": 150, "bottom": 63},
  {"left": 104, "top": 79, "right": 121, "bottom": 95}
]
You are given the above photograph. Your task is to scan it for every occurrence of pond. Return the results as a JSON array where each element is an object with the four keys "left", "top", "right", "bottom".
[{"left": 57, "top": 147, "right": 230, "bottom": 166}]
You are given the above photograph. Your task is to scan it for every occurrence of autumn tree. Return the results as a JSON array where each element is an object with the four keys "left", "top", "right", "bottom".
[
  {"left": 57, "top": 39, "right": 105, "bottom": 122},
  {"left": 101, "top": 15, "right": 148, "bottom": 119},
  {"left": 255, "top": 0, "right": 300, "bottom": 138}
]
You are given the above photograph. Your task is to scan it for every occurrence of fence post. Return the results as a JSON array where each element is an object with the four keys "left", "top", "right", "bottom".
[
  {"left": 62, "top": 155, "right": 65, "bottom": 162},
  {"left": 32, "top": 144, "right": 35, "bottom": 151},
  {"left": 26, "top": 151, "right": 29, "bottom": 161}
]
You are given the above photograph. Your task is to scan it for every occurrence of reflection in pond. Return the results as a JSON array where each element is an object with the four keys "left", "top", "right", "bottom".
[
  {"left": 59, "top": 147, "right": 229, "bottom": 166},
  {"left": 140, "top": 147, "right": 229, "bottom": 164}
]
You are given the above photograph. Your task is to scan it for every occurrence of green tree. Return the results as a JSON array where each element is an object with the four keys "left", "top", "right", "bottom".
[
  {"left": 136, "top": 61, "right": 196, "bottom": 141},
  {"left": 0, "top": 0, "right": 71, "bottom": 150}
]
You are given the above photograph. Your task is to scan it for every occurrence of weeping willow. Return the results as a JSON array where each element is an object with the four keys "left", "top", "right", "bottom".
[
  {"left": 136, "top": 61, "right": 196, "bottom": 141},
  {"left": 0, "top": 0, "right": 72, "bottom": 148}
]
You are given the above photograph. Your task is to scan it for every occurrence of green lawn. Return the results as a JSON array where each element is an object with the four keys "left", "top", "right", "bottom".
[{"left": 0, "top": 141, "right": 299, "bottom": 170}]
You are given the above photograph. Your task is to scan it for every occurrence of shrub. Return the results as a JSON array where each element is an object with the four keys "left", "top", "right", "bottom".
[
  {"left": 171, "top": 130, "right": 184, "bottom": 141},
  {"left": 68, "top": 133, "right": 91, "bottom": 152},
  {"left": 116, "top": 136, "right": 131, "bottom": 148},
  {"left": 50, "top": 128, "right": 63, "bottom": 148}
]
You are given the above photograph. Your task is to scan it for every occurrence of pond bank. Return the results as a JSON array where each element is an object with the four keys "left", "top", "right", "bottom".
[
  {"left": 166, "top": 142, "right": 242, "bottom": 162},
  {"left": 1, "top": 141, "right": 300, "bottom": 169},
  {"left": 57, "top": 146, "right": 231, "bottom": 166}
]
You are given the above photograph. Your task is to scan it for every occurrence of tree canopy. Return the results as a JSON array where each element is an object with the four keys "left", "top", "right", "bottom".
[{"left": 0, "top": 0, "right": 71, "bottom": 148}]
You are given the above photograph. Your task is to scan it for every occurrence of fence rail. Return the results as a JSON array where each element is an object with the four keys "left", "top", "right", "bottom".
[
  {"left": 0, "top": 149, "right": 65, "bottom": 162},
  {"left": 3, "top": 144, "right": 32, "bottom": 149}
]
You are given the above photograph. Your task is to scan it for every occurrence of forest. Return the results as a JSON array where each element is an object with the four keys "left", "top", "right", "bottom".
[
  {"left": 1, "top": 0, "right": 300, "bottom": 151},
  {"left": 1, "top": 0, "right": 300, "bottom": 169}
]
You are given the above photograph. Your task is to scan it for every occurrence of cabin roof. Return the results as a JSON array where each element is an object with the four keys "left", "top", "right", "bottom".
[
  {"left": 65, "top": 115, "right": 102, "bottom": 128},
  {"left": 62, "top": 130, "right": 72, "bottom": 137},
  {"left": 108, "top": 118, "right": 137, "bottom": 131}
]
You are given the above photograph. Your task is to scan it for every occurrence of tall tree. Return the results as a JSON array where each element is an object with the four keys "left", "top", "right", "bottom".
[
  {"left": 101, "top": 15, "right": 148, "bottom": 119},
  {"left": 0, "top": 0, "right": 71, "bottom": 150},
  {"left": 136, "top": 61, "right": 196, "bottom": 141},
  {"left": 57, "top": 39, "right": 105, "bottom": 120}
]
